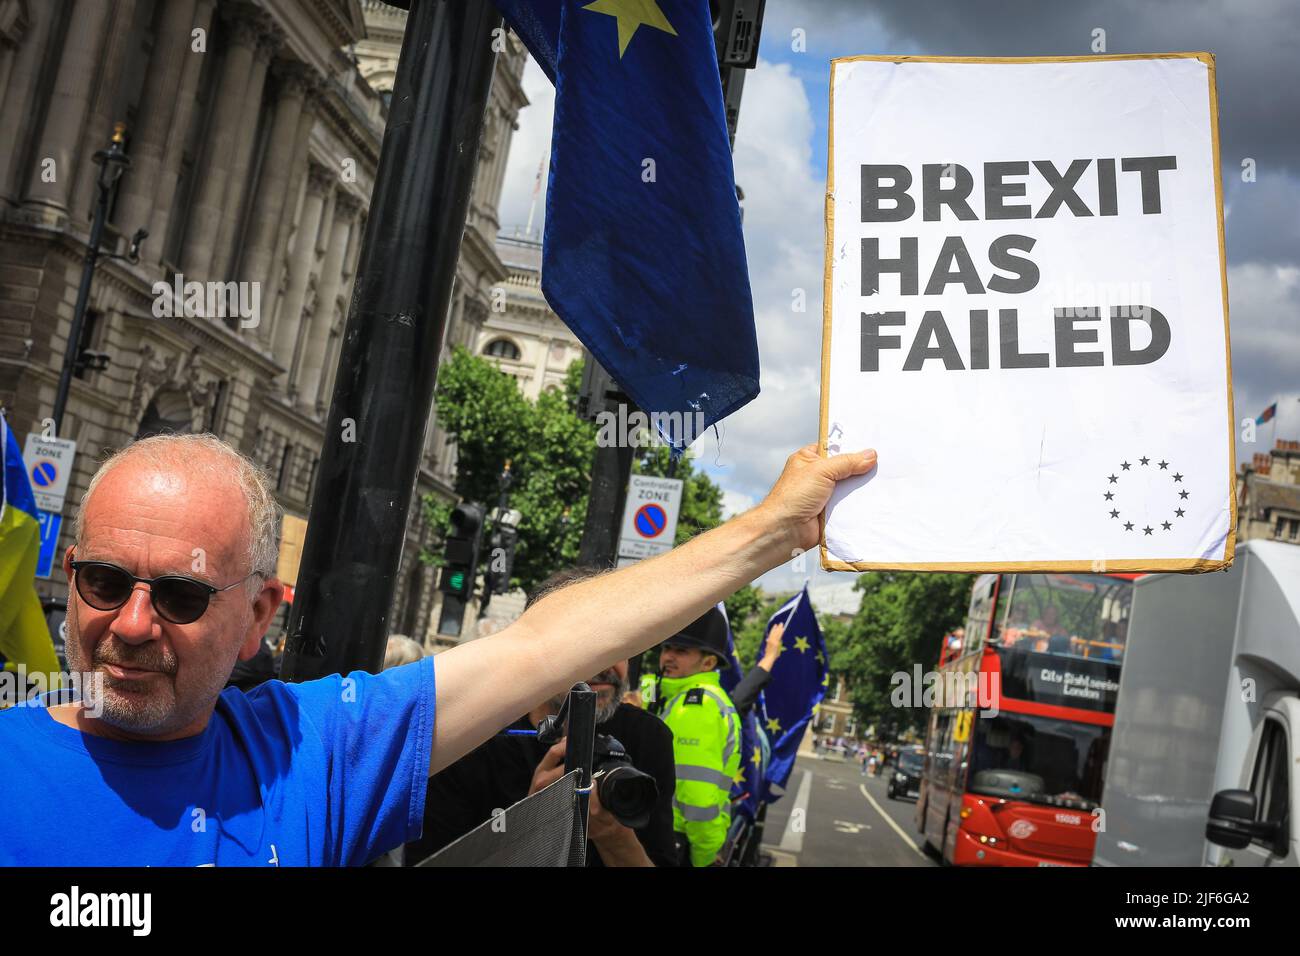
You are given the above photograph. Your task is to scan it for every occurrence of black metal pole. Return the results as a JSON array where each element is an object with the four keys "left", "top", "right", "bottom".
[
  {"left": 280, "top": 0, "right": 500, "bottom": 682},
  {"left": 577, "top": 435, "right": 633, "bottom": 568},
  {"left": 53, "top": 130, "right": 127, "bottom": 434},
  {"left": 563, "top": 682, "right": 596, "bottom": 867}
]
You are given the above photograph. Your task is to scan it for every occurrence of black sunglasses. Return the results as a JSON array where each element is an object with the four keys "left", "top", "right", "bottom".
[{"left": 69, "top": 560, "right": 258, "bottom": 625}]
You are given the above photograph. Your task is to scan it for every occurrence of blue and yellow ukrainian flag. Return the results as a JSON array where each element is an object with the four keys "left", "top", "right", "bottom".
[{"left": 0, "top": 413, "right": 58, "bottom": 676}]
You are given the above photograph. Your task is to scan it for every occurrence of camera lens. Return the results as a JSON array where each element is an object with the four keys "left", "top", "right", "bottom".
[{"left": 596, "top": 765, "right": 659, "bottom": 830}]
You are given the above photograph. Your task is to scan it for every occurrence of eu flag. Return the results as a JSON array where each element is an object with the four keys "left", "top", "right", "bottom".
[
  {"left": 759, "top": 586, "right": 828, "bottom": 802},
  {"left": 494, "top": 0, "right": 759, "bottom": 450}
]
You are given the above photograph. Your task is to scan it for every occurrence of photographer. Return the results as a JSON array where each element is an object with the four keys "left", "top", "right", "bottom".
[{"left": 405, "top": 569, "right": 676, "bottom": 867}]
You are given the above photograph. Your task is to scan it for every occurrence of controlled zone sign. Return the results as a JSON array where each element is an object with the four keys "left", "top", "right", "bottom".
[
  {"left": 820, "top": 53, "right": 1234, "bottom": 573},
  {"left": 617, "top": 475, "right": 683, "bottom": 565},
  {"left": 22, "top": 434, "right": 76, "bottom": 513}
]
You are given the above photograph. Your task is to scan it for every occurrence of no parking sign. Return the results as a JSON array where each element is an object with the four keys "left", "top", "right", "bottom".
[
  {"left": 22, "top": 434, "right": 76, "bottom": 513},
  {"left": 617, "top": 475, "right": 683, "bottom": 565}
]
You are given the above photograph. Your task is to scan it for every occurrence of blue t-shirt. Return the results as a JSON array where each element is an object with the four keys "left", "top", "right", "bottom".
[{"left": 0, "top": 657, "right": 436, "bottom": 866}]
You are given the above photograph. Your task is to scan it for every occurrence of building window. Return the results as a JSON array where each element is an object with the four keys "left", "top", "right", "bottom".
[
  {"left": 277, "top": 442, "right": 293, "bottom": 492},
  {"left": 484, "top": 338, "right": 520, "bottom": 361},
  {"left": 136, "top": 389, "right": 194, "bottom": 440}
]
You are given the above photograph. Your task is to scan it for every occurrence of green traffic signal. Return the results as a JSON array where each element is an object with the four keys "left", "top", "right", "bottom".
[{"left": 448, "top": 570, "right": 466, "bottom": 593}]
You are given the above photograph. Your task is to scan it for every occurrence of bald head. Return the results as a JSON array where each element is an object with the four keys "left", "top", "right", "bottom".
[{"left": 77, "top": 434, "right": 281, "bottom": 578}]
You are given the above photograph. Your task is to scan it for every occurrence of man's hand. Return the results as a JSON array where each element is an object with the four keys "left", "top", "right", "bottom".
[
  {"left": 756, "top": 444, "right": 877, "bottom": 553},
  {"left": 587, "top": 784, "right": 652, "bottom": 867},
  {"left": 528, "top": 739, "right": 567, "bottom": 796},
  {"left": 759, "top": 621, "right": 786, "bottom": 671}
]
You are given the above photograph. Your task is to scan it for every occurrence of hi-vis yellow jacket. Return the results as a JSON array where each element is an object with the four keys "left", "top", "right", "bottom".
[{"left": 643, "top": 670, "right": 741, "bottom": 867}]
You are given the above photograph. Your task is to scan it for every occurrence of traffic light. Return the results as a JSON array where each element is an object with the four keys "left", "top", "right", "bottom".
[
  {"left": 485, "top": 524, "right": 519, "bottom": 596},
  {"left": 438, "top": 501, "right": 485, "bottom": 598},
  {"left": 710, "top": 0, "right": 765, "bottom": 69},
  {"left": 708, "top": 0, "right": 766, "bottom": 149}
]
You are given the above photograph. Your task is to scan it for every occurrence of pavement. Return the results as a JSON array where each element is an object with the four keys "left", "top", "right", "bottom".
[{"left": 758, "top": 754, "right": 937, "bottom": 867}]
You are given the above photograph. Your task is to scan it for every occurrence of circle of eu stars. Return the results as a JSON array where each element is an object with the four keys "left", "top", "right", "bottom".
[{"left": 1104, "top": 456, "right": 1188, "bottom": 535}]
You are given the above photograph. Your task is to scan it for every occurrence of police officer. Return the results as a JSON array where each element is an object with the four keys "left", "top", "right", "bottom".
[{"left": 643, "top": 607, "right": 741, "bottom": 867}]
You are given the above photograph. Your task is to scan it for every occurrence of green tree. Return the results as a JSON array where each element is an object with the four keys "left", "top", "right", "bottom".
[
  {"left": 831, "top": 572, "right": 974, "bottom": 738},
  {"left": 421, "top": 348, "right": 593, "bottom": 593},
  {"left": 423, "top": 348, "right": 732, "bottom": 597}
]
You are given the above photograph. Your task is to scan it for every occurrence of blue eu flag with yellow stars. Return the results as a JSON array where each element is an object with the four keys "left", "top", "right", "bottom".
[
  {"left": 758, "top": 585, "right": 828, "bottom": 802},
  {"left": 493, "top": 0, "right": 759, "bottom": 450},
  {"left": 717, "top": 602, "right": 766, "bottom": 821}
]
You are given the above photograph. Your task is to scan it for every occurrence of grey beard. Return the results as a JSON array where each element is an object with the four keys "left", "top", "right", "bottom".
[
  {"left": 542, "top": 670, "right": 628, "bottom": 727},
  {"left": 66, "top": 632, "right": 211, "bottom": 736},
  {"left": 594, "top": 669, "right": 628, "bottom": 724}
]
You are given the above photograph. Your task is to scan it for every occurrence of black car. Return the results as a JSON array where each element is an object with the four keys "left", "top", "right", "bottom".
[{"left": 887, "top": 748, "right": 925, "bottom": 801}]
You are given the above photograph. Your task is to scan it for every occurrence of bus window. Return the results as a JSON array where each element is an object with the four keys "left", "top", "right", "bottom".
[
  {"left": 961, "top": 574, "right": 998, "bottom": 658},
  {"left": 968, "top": 713, "right": 1108, "bottom": 811},
  {"left": 994, "top": 573, "right": 1132, "bottom": 662}
]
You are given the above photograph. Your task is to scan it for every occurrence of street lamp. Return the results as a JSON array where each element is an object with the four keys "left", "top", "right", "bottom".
[{"left": 51, "top": 122, "right": 148, "bottom": 434}]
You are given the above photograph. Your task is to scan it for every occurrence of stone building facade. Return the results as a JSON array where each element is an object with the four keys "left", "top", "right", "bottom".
[
  {"left": 481, "top": 234, "right": 584, "bottom": 402},
  {"left": 0, "top": 0, "right": 528, "bottom": 646},
  {"left": 1237, "top": 440, "right": 1300, "bottom": 546}
]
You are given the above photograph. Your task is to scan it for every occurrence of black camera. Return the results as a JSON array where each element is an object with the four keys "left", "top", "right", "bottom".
[
  {"left": 536, "top": 707, "right": 660, "bottom": 830},
  {"left": 591, "top": 733, "right": 659, "bottom": 830}
]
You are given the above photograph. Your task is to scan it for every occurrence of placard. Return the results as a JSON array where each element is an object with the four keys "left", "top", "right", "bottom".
[{"left": 820, "top": 54, "right": 1234, "bottom": 572}]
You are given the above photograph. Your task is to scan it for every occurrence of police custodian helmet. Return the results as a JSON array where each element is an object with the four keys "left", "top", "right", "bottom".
[{"left": 661, "top": 607, "right": 732, "bottom": 669}]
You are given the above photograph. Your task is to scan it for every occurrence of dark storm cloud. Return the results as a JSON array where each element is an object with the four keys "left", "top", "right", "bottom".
[
  {"left": 1224, "top": 174, "right": 1300, "bottom": 267},
  {"left": 807, "top": 0, "right": 1300, "bottom": 178}
]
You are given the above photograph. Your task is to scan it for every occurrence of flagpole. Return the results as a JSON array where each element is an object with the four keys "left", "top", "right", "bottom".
[{"left": 280, "top": 0, "right": 502, "bottom": 682}]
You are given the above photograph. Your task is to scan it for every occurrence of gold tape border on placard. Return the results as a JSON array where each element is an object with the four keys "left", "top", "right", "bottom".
[{"left": 817, "top": 52, "right": 1237, "bottom": 575}]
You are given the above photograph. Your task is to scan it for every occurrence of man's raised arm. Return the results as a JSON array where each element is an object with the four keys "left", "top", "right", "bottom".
[{"left": 428, "top": 445, "right": 877, "bottom": 774}]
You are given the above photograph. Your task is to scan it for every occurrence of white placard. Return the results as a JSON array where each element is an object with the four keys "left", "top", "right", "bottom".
[
  {"left": 618, "top": 475, "right": 683, "bottom": 563},
  {"left": 820, "top": 54, "right": 1233, "bottom": 573}
]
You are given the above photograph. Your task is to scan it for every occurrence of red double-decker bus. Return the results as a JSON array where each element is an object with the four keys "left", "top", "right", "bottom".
[{"left": 917, "top": 572, "right": 1138, "bottom": 866}]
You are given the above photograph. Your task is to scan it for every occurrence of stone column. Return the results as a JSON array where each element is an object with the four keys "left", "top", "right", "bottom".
[
  {"left": 319, "top": 211, "right": 363, "bottom": 401},
  {"left": 69, "top": 0, "right": 140, "bottom": 222},
  {"left": 211, "top": 25, "right": 280, "bottom": 280},
  {"left": 271, "top": 162, "right": 330, "bottom": 376},
  {"left": 531, "top": 335, "right": 553, "bottom": 396},
  {"left": 23, "top": 0, "right": 113, "bottom": 214},
  {"left": 239, "top": 59, "right": 310, "bottom": 293},
  {"left": 115, "top": 0, "right": 199, "bottom": 244},
  {"left": 0, "top": 1, "right": 56, "bottom": 201},
  {"left": 297, "top": 190, "right": 359, "bottom": 413},
  {"left": 180, "top": 6, "right": 263, "bottom": 277},
  {"left": 257, "top": 92, "right": 318, "bottom": 346},
  {"left": 147, "top": 0, "right": 217, "bottom": 264}
]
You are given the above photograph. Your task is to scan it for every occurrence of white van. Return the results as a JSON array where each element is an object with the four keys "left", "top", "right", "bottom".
[
  {"left": 1094, "top": 540, "right": 1299, "bottom": 866},
  {"left": 1204, "top": 541, "right": 1300, "bottom": 866}
]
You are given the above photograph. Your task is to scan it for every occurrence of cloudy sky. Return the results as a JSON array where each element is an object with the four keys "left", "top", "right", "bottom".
[{"left": 496, "top": 1, "right": 1300, "bottom": 591}]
